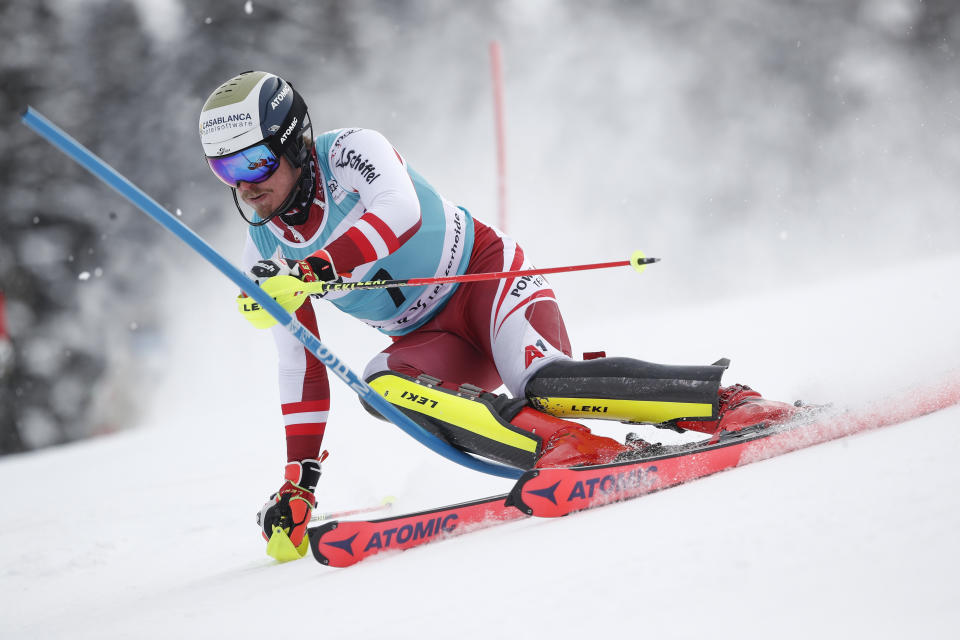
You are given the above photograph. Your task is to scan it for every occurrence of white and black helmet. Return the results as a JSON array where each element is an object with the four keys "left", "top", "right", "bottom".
[{"left": 199, "top": 70, "right": 313, "bottom": 224}]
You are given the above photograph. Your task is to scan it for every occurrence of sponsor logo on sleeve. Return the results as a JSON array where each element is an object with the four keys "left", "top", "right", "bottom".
[
  {"left": 331, "top": 128, "right": 360, "bottom": 152},
  {"left": 334, "top": 147, "right": 381, "bottom": 185}
]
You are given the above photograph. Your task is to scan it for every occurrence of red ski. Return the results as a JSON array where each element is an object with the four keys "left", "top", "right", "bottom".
[
  {"left": 308, "top": 376, "right": 960, "bottom": 566},
  {"left": 507, "top": 419, "right": 811, "bottom": 517},
  {"left": 307, "top": 494, "right": 525, "bottom": 567},
  {"left": 509, "top": 376, "right": 960, "bottom": 517}
]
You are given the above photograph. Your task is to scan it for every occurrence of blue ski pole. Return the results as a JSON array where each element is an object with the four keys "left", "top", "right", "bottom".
[{"left": 21, "top": 106, "right": 522, "bottom": 480}]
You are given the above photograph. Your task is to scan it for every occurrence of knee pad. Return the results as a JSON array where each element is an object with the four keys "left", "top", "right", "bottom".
[
  {"left": 363, "top": 371, "right": 541, "bottom": 469},
  {"left": 524, "top": 357, "right": 727, "bottom": 425}
]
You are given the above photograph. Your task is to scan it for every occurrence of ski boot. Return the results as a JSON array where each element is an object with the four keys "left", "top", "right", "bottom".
[
  {"left": 514, "top": 408, "right": 637, "bottom": 468},
  {"left": 673, "top": 384, "right": 800, "bottom": 441}
]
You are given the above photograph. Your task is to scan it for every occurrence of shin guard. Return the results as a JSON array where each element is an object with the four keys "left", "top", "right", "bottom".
[
  {"left": 525, "top": 357, "right": 727, "bottom": 426},
  {"left": 364, "top": 372, "right": 542, "bottom": 469}
]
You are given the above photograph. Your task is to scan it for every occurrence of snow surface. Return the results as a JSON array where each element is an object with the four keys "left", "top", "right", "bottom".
[{"left": 2, "top": 250, "right": 959, "bottom": 639}]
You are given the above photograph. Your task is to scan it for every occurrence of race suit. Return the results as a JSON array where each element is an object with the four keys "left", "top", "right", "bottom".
[{"left": 241, "top": 128, "right": 571, "bottom": 462}]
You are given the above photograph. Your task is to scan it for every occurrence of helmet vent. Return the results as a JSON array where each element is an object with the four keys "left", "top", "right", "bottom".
[{"left": 201, "top": 71, "right": 269, "bottom": 111}]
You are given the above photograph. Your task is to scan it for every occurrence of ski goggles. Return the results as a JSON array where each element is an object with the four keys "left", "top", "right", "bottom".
[{"left": 206, "top": 143, "right": 280, "bottom": 186}]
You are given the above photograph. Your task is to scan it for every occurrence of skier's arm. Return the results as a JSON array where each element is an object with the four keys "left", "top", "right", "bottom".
[
  {"left": 269, "top": 303, "right": 330, "bottom": 461},
  {"left": 242, "top": 237, "right": 330, "bottom": 462},
  {"left": 243, "top": 237, "right": 328, "bottom": 561},
  {"left": 317, "top": 128, "right": 423, "bottom": 275}
]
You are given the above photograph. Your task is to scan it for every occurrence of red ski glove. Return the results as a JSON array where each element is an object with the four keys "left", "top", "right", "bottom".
[{"left": 257, "top": 456, "right": 324, "bottom": 561}]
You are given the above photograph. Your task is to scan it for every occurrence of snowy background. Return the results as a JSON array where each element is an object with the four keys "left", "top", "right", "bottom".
[{"left": 2, "top": 1, "right": 960, "bottom": 638}]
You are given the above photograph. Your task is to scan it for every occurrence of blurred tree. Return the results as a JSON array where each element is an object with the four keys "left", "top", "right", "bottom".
[
  {"left": 0, "top": 0, "right": 365, "bottom": 455},
  {"left": 913, "top": 0, "right": 960, "bottom": 52},
  {"left": 0, "top": 0, "right": 92, "bottom": 453},
  {"left": 0, "top": 0, "right": 164, "bottom": 452}
]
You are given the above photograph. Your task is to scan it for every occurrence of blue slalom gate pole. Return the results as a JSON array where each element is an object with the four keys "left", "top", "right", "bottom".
[{"left": 21, "top": 106, "right": 522, "bottom": 480}]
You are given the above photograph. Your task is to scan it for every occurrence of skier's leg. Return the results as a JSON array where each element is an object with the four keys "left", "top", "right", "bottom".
[
  {"left": 475, "top": 224, "right": 797, "bottom": 437},
  {"left": 360, "top": 293, "right": 629, "bottom": 468},
  {"left": 359, "top": 220, "right": 639, "bottom": 468},
  {"left": 473, "top": 227, "right": 635, "bottom": 466},
  {"left": 363, "top": 368, "right": 631, "bottom": 469},
  {"left": 525, "top": 357, "right": 801, "bottom": 437},
  {"left": 523, "top": 357, "right": 724, "bottom": 426},
  {"left": 363, "top": 369, "right": 539, "bottom": 468},
  {"left": 361, "top": 330, "right": 546, "bottom": 468},
  {"left": 363, "top": 329, "right": 504, "bottom": 394}
]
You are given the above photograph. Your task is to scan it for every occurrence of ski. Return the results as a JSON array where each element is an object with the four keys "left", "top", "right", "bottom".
[
  {"left": 304, "top": 421, "right": 808, "bottom": 567},
  {"left": 308, "top": 377, "right": 960, "bottom": 566},
  {"left": 508, "top": 380, "right": 960, "bottom": 517},
  {"left": 307, "top": 493, "right": 525, "bottom": 567},
  {"left": 506, "top": 415, "right": 821, "bottom": 518}
]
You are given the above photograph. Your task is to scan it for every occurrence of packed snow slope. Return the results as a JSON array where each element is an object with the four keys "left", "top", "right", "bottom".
[{"left": 2, "top": 252, "right": 959, "bottom": 639}]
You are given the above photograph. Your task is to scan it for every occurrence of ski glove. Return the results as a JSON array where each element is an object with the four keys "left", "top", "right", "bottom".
[
  {"left": 257, "top": 456, "right": 324, "bottom": 562},
  {"left": 248, "top": 249, "right": 337, "bottom": 286}
]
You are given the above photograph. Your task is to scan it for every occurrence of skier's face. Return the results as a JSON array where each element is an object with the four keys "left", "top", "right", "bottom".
[{"left": 236, "top": 156, "right": 299, "bottom": 217}]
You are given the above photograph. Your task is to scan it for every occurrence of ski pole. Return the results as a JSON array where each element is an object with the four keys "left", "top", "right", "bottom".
[
  {"left": 312, "top": 251, "right": 657, "bottom": 294},
  {"left": 311, "top": 496, "right": 395, "bottom": 522},
  {"left": 20, "top": 106, "right": 524, "bottom": 481},
  {"left": 238, "top": 252, "right": 659, "bottom": 329}
]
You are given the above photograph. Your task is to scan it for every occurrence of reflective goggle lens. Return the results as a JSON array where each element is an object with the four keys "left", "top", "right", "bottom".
[{"left": 207, "top": 144, "right": 280, "bottom": 186}]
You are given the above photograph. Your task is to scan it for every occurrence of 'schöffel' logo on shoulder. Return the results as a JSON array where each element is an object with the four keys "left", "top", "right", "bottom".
[{"left": 334, "top": 148, "right": 381, "bottom": 184}]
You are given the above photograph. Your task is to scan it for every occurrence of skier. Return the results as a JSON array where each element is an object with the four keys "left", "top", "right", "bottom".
[{"left": 199, "top": 71, "right": 801, "bottom": 560}]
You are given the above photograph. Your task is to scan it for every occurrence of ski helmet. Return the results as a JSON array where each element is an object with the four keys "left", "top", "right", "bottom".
[{"left": 199, "top": 70, "right": 312, "bottom": 225}]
